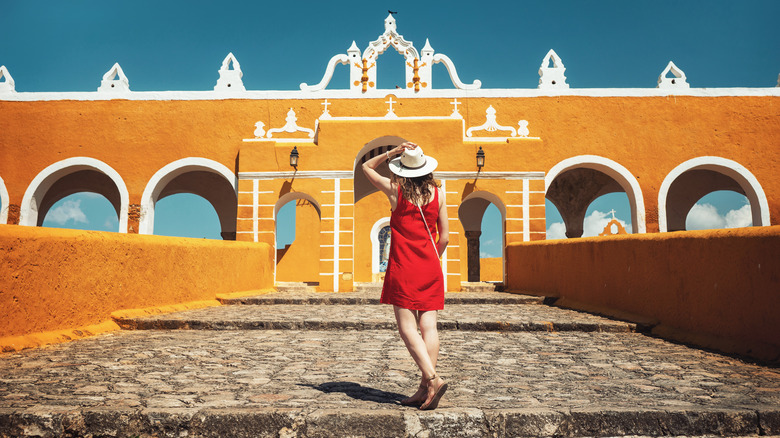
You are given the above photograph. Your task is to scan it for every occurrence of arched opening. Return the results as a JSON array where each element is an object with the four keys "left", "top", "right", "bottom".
[
  {"left": 370, "top": 217, "right": 392, "bottom": 282},
  {"left": 41, "top": 192, "right": 119, "bottom": 232},
  {"left": 353, "top": 136, "right": 406, "bottom": 284},
  {"left": 659, "top": 157, "right": 769, "bottom": 232},
  {"left": 685, "top": 190, "right": 752, "bottom": 231},
  {"left": 376, "top": 48, "right": 407, "bottom": 90},
  {"left": 459, "top": 191, "right": 506, "bottom": 284},
  {"left": 580, "top": 192, "right": 633, "bottom": 237},
  {"left": 353, "top": 136, "right": 407, "bottom": 204},
  {"left": 154, "top": 193, "right": 222, "bottom": 239},
  {"left": 140, "top": 158, "right": 237, "bottom": 240},
  {"left": 274, "top": 193, "right": 321, "bottom": 284},
  {"left": 0, "top": 175, "right": 9, "bottom": 225},
  {"left": 546, "top": 156, "right": 645, "bottom": 238},
  {"left": 19, "top": 158, "right": 129, "bottom": 232}
]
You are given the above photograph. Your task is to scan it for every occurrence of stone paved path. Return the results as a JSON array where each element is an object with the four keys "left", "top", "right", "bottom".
[{"left": 1, "top": 290, "right": 779, "bottom": 437}]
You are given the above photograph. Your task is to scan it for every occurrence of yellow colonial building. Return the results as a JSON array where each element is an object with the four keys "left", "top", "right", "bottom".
[{"left": 1, "top": 14, "right": 778, "bottom": 294}]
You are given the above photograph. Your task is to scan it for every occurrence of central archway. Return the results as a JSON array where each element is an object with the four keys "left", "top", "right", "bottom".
[{"left": 353, "top": 136, "right": 407, "bottom": 284}]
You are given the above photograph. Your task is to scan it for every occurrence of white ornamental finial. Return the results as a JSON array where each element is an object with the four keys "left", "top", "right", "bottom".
[
  {"left": 0, "top": 65, "right": 15, "bottom": 92},
  {"left": 385, "top": 13, "right": 397, "bottom": 32},
  {"left": 253, "top": 121, "right": 266, "bottom": 138},
  {"left": 97, "top": 63, "right": 130, "bottom": 92},
  {"left": 657, "top": 61, "right": 689, "bottom": 89},
  {"left": 215, "top": 52, "right": 245, "bottom": 91},
  {"left": 538, "top": 49, "right": 569, "bottom": 89}
]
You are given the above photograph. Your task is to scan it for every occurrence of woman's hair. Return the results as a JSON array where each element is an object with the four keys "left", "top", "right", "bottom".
[{"left": 393, "top": 173, "right": 440, "bottom": 206}]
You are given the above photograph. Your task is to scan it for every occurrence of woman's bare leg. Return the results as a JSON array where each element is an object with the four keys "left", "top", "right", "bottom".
[
  {"left": 394, "top": 306, "right": 436, "bottom": 379},
  {"left": 397, "top": 307, "right": 444, "bottom": 406}
]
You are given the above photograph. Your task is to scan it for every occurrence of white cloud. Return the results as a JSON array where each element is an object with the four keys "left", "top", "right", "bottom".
[
  {"left": 546, "top": 222, "right": 567, "bottom": 239},
  {"left": 47, "top": 199, "right": 88, "bottom": 225},
  {"left": 103, "top": 216, "right": 118, "bottom": 230},
  {"left": 546, "top": 211, "right": 632, "bottom": 239},
  {"left": 725, "top": 204, "right": 752, "bottom": 228},
  {"left": 686, "top": 202, "right": 752, "bottom": 230}
]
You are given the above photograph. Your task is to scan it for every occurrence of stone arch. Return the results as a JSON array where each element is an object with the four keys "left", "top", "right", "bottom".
[
  {"left": 19, "top": 157, "right": 129, "bottom": 232},
  {"left": 140, "top": 158, "right": 237, "bottom": 239},
  {"left": 274, "top": 192, "right": 322, "bottom": 283},
  {"left": 0, "top": 175, "right": 9, "bottom": 225},
  {"left": 370, "top": 217, "right": 391, "bottom": 275},
  {"left": 458, "top": 191, "right": 507, "bottom": 283},
  {"left": 353, "top": 135, "right": 407, "bottom": 204},
  {"left": 545, "top": 155, "right": 646, "bottom": 237},
  {"left": 658, "top": 157, "right": 770, "bottom": 232}
]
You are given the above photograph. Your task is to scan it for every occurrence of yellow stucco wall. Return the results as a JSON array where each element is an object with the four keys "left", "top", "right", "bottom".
[
  {"left": 1, "top": 95, "right": 778, "bottom": 292},
  {"left": 505, "top": 226, "right": 780, "bottom": 362},
  {"left": 0, "top": 225, "right": 274, "bottom": 349}
]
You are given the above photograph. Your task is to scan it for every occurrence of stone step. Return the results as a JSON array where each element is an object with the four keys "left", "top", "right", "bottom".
[
  {"left": 460, "top": 281, "right": 503, "bottom": 292},
  {"left": 1, "top": 329, "right": 778, "bottom": 437},
  {"left": 275, "top": 282, "right": 318, "bottom": 293},
  {"left": 219, "top": 290, "right": 545, "bottom": 306},
  {"left": 114, "top": 303, "right": 637, "bottom": 333}
]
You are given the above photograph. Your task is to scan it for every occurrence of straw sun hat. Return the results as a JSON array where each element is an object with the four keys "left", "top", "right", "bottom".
[{"left": 388, "top": 146, "right": 438, "bottom": 178}]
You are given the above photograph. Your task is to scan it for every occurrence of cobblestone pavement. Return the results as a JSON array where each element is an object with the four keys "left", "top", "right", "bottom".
[{"left": 1, "top": 292, "right": 779, "bottom": 437}]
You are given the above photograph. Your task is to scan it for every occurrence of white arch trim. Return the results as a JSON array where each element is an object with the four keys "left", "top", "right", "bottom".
[
  {"left": 139, "top": 158, "right": 237, "bottom": 235},
  {"left": 0, "top": 175, "right": 9, "bottom": 225},
  {"left": 273, "top": 192, "right": 322, "bottom": 219},
  {"left": 19, "top": 157, "right": 129, "bottom": 232},
  {"left": 370, "top": 217, "right": 391, "bottom": 274},
  {"left": 0, "top": 177, "right": 11, "bottom": 225},
  {"left": 657, "top": 156, "right": 771, "bottom": 232},
  {"left": 546, "top": 155, "right": 647, "bottom": 234},
  {"left": 459, "top": 190, "right": 507, "bottom": 284}
]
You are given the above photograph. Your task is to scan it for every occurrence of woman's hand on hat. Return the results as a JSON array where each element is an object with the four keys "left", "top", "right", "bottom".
[{"left": 401, "top": 141, "right": 418, "bottom": 150}]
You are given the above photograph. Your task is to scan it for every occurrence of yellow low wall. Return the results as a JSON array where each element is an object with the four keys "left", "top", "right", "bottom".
[
  {"left": 0, "top": 225, "right": 274, "bottom": 351},
  {"left": 506, "top": 226, "right": 780, "bottom": 363}
]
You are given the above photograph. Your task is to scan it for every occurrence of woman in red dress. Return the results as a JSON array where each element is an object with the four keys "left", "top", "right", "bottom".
[{"left": 362, "top": 141, "right": 449, "bottom": 410}]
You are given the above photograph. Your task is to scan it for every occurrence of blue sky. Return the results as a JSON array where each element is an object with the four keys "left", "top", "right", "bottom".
[{"left": 3, "top": 0, "right": 778, "bottom": 254}]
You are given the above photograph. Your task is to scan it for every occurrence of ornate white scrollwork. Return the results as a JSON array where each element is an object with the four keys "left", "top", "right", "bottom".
[
  {"left": 300, "top": 14, "right": 481, "bottom": 93},
  {"left": 466, "top": 106, "right": 517, "bottom": 137},
  {"left": 300, "top": 54, "right": 351, "bottom": 91},
  {"left": 253, "top": 121, "right": 266, "bottom": 138},
  {"left": 266, "top": 108, "right": 315, "bottom": 138},
  {"left": 432, "top": 54, "right": 482, "bottom": 90}
]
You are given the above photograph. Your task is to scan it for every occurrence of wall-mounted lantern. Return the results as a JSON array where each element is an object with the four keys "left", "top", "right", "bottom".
[
  {"left": 476, "top": 146, "right": 485, "bottom": 170},
  {"left": 290, "top": 146, "right": 299, "bottom": 169}
]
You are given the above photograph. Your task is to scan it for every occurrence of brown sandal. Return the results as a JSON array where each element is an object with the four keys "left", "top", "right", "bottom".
[{"left": 420, "top": 374, "right": 448, "bottom": 411}]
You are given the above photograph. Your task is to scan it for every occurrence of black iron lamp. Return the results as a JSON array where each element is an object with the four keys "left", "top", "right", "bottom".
[
  {"left": 289, "top": 146, "right": 299, "bottom": 169},
  {"left": 476, "top": 146, "right": 485, "bottom": 170}
]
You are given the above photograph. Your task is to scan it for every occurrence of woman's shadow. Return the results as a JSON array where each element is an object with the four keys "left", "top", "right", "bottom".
[{"left": 300, "top": 382, "right": 407, "bottom": 405}]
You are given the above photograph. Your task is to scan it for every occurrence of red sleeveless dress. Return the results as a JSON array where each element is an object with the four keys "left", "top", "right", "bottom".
[{"left": 380, "top": 186, "right": 445, "bottom": 311}]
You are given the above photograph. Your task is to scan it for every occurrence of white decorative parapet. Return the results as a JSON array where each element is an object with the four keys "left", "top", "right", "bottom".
[
  {"left": 214, "top": 52, "right": 245, "bottom": 91},
  {"left": 466, "top": 106, "right": 517, "bottom": 137},
  {"left": 97, "top": 63, "right": 130, "bottom": 92},
  {"left": 538, "top": 49, "right": 569, "bottom": 89},
  {"left": 657, "top": 61, "right": 690, "bottom": 89},
  {"left": 0, "top": 66, "right": 15, "bottom": 93},
  {"left": 300, "top": 14, "right": 480, "bottom": 93}
]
